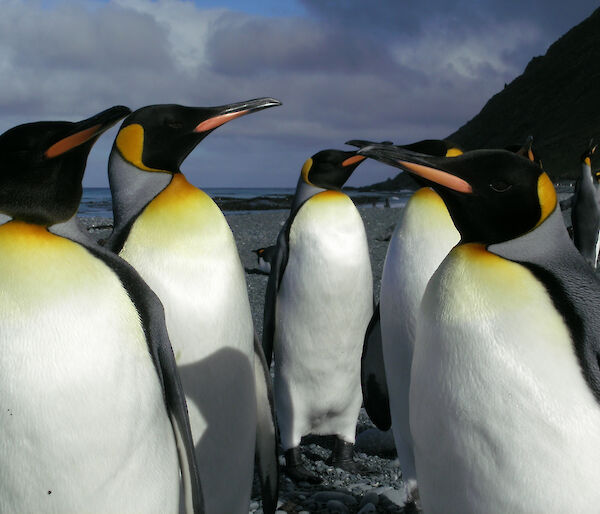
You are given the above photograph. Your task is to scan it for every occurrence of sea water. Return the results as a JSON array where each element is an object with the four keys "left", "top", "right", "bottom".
[{"left": 78, "top": 187, "right": 414, "bottom": 218}]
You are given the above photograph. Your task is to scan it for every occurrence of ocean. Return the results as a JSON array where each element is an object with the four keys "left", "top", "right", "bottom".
[{"left": 78, "top": 187, "right": 414, "bottom": 218}]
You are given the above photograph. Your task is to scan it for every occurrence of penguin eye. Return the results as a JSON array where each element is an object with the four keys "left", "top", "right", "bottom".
[
  {"left": 164, "top": 119, "right": 183, "bottom": 130},
  {"left": 490, "top": 181, "right": 512, "bottom": 193}
]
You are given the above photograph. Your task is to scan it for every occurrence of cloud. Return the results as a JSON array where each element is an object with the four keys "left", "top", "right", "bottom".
[{"left": 1, "top": 0, "right": 597, "bottom": 188}]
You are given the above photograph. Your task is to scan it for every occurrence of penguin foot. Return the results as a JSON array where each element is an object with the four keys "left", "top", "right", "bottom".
[
  {"left": 284, "top": 447, "right": 322, "bottom": 484},
  {"left": 284, "top": 463, "right": 323, "bottom": 484},
  {"left": 327, "top": 438, "right": 364, "bottom": 474}
]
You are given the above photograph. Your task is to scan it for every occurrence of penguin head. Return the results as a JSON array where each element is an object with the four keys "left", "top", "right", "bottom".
[
  {"left": 504, "top": 135, "right": 542, "bottom": 167},
  {"left": 358, "top": 144, "right": 555, "bottom": 245},
  {"left": 347, "top": 139, "right": 462, "bottom": 189},
  {"left": 0, "top": 105, "right": 130, "bottom": 225},
  {"left": 581, "top": 139, "right": 596, "bottom": 170},
  {"left": 114, "top": 98, "right": 281, "bottom": 174},
  {"left": 300, "top": 149, "right": 366, "bottom": 189}
]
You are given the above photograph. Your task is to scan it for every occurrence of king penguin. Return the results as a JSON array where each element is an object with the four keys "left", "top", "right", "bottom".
[
  {"left": 0, "top": 107, "right": 203, "bottom": 513},
  {"left": 105, "top": 99, "right": 281, "bottom": 514},
  {"left": 349, "top": 139, "right": 463, "bottom": 495},
  {"left": 358, "top": 143, "right": 600, "bottom": 513},
  {"left": 571, "top": 140, "right": 599, "bottom": 268},
  {"left": 263, "top": 149, "right": 373, "bottom": 482},
  {"left": 252, "top": 245, "right": 277, "bottom": 274}
]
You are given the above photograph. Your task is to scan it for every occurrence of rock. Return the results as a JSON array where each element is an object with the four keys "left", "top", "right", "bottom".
[
  {"left": 359, "top": 491, "right": 380, "bottom": 508},
  {"left": 357, "top": 503, "right": 377, "bottom": 514},
  {"left": 326, "top": 499, "right": 349, "bottom": 513},
  {"left": 310, "top": 491, "right": 357, "bottom": 507},
  {"left": 355, "top": 428, "right": 397, "bottom": 457},
  {"left": 380, "top": 487, "right": 408, "bottom": 506}
]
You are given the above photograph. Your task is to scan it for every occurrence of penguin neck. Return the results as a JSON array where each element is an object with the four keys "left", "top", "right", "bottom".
[
  {"left": 487, "top": 205, "right": 577, "bottom": 266},
  {"left": 291, "top": 176, "right": 327, "bottom": 212},
  {"left": 48, "top": 214, "right": 96, "bottom": 247},
  {"left": 107, "top": 148, "right": 172, "bottom": 250},
  {"left": 580, "top": 162, "right": 594, "bottom": 187}
]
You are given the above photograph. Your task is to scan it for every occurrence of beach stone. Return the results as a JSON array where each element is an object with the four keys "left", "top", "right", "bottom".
[
  {"left": 379, "top": 487, "right": 408, "bottom": 507},
  {"left": 359, "top": 491, "right": 380, "bottom": 508},
  {"left": 310, "top": 491, "right": 357, "bottom": 506},
  {"left": 355, "top": 428, "right": 397, "bottom": 457},
  {"left": 357, "top": 503, "right": 376, "bottom": 514},
  {"left": 326, "top": 499, "right": 349, "bottom": 513},
  {"left": 249, "top": 501, "right": 259, "bottom": 510}
]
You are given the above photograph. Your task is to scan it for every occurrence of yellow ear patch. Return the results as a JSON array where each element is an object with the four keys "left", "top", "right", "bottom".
[
  {"left": 445, "top": 147, "right": 463, "bottom": 157},
  {"left": 116, "top": 124, "right": 168, "bottom": 173},
  {"left": 536, "top": 172, "right": 556, "bottom": 227},
  {"left": 301, "top": 158, "right": 313, "bottom": 185}
]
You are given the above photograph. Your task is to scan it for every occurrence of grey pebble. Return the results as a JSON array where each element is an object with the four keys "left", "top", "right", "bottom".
[
  {"left": 326, "top": 499, "right": 349, "bottom": 513},
  {"left": 310, "top": 491, "right": 358, "bottom": 506},
  {"left": 359, "top": 491, "right": 380, "bottom": 508},
  {"left": 357, "top": 503, "right": 377, "bottom": 514}
]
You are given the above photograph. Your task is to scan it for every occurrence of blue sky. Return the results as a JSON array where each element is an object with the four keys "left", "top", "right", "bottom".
[{"left": 2, "top": 0, "right": 598, "bottom": 188}]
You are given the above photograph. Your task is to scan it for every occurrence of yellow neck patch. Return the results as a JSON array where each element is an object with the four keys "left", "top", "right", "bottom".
[
  {"left": 301, "top": 158, "right": 313, "bottom": 185},
  {"left": 411, "top": 187, "right": 447, "bottom": 208},
  {"left": 0, "top": 221, "right": 70, "bottom": 254},
  {"left": 310, "top": 190, "right": 350, "bottom": 204},
  {"left": 535, "top": 172, "right": 556, "bottom": 228},
  {"left": 116, "top": 124, "right": 169, "bottom": 173},
  {"left": 143, "top": 173, "right": 203, "bottom": 215},
  {"left": 585, "top": 157, "right": 591, "bottom": 167}
]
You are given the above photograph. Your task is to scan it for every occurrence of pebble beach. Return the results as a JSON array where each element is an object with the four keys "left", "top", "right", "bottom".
[{"left": 82, "top": 205, "right": 415, "bottom": 514}]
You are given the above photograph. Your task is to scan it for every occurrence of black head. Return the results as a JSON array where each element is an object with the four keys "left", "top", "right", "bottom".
[
  {"left": 504, "top": 136, "right": 543, "bottom": 167},
  {"left": 358, "top": 144, "right": 556, "bottom": 245},
  {"left": 300, "top": 149, "right": 367, "bottom": 190},
  {"left": 114, "top": 98, "right": 281, "bottom": 173},
  {"left": 0, "top": 106, "right": 130, "bottom": 225},
  {"left": 581, "top": 139, "right": 596, "bottom": 168},
  {"left": 347, "top": 139, "right": 463, "bottom": 189}
]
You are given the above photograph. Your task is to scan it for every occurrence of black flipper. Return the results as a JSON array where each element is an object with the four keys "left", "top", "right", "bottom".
[
  {"left": 262, "top": 223, "right": 290, "bottom": 367},
  {"left": 51, "top": 220, "right": 204, "bottom": 513},
  {"left": 253, "top": 332, "right": 279, "bottom": 514},
  {"left": 361, "top": 303, "right": 392, "bottom": 430}
]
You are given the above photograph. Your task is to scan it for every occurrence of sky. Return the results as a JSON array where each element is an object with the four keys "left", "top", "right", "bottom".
[{"left": 1, "top": 0, "right": 598, "bottom": 188}]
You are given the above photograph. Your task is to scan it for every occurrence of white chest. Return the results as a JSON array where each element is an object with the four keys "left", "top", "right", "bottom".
[
  {"left": 275, "top": 193, "right": 373, "bottom": 394},
  {"left": 277, "top": 193, "right": 373, "bottom": 355},
  {"left": 410, "top": 244, "right": 600, "bottom": 513},
  {"left": 0, "top": 225, "right": 178, "bottom": 512},
  {"left": 120, "top": 184, "right": 254, "bottom": 365}
]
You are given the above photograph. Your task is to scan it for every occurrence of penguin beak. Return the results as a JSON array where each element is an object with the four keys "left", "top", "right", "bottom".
[
  {"left": 194, "top": 97, "right": 282, "bottom": 133},
  {"left": 345, "top": 139, "right": 394, "bottom": 149},
  {"left": 45, "top": 105, "right": 131, "bottom": 159},
  {"left": 342, "top": 155, "right": 366, "bottom": 167},
  {"left": 358, "top": 144, "right": 473, "bottom": 194}
]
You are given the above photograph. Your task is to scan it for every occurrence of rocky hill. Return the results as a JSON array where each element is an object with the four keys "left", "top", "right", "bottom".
[
  {"left": 367, "top": 7, "right": 600, "bottom": 189},
  {"left": 449, "top": 7, "right": 600, "bottom": 179}
]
